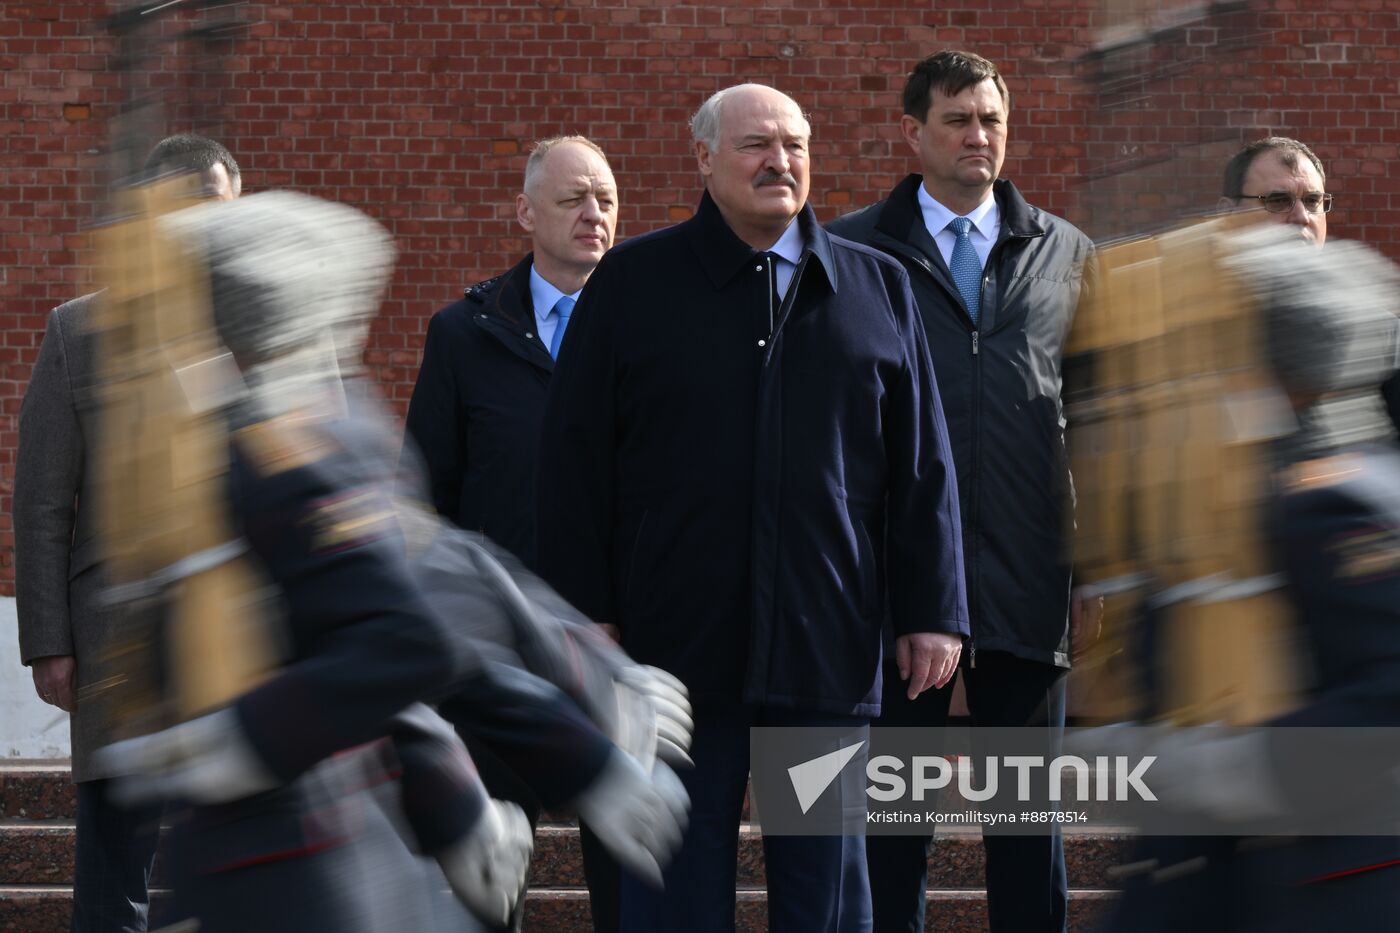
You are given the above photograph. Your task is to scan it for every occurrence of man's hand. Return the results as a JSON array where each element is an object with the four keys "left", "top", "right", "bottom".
[
  {"left": 1070, "top": 586, "right": 1104, "bottom": 660},
  {"left": 596, "top": 623, "right": 621, "bottom": 643},
  {"left": 31, "top": 656, "right": 76, "bottom": 712},
  {"left": 894, "top": 633, "right": 961, "bottom": 700}
]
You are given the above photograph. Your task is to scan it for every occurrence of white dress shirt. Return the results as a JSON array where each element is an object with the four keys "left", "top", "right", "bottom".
[
  {"left": 917, "top": 184, "right": 1000, "bottom": 271},
  {"left": 767, "top": 218, "right": 806, "bottom": 300}
]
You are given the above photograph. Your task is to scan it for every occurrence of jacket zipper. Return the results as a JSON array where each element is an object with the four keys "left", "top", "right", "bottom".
[
  {"left": 762, "top": 252, "right": 811, "bottom": 364},
  {"left": 966, "top": 249, "right": 1000, "bottom": 670}
]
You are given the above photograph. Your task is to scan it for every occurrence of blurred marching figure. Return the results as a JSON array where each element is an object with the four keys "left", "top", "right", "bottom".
[
  {"left": 1089, "top": 225, "right": 1400, "bottom": 932},
  {"left": 95, "top": 190, "right": 692, "bottom": 932}
]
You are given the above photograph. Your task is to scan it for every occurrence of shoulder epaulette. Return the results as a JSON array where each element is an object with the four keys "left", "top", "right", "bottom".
[
  {"left": 1282, "top": 453, "right": 1364, "bottom": 493},
  {"left": 234, "top": 413, "right": 336, "bottom": 478}
]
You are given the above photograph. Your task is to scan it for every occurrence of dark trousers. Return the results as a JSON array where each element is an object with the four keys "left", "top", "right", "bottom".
[
  {"left": 72, "top": 779, "right": 161, "bottom": 933},
  {"left": 579, "top": 821, "right": 620, "bottom": 933},
  {"left": 866, "top": 652, "right": 1068, "bottom": 933},
  {"left": 620, "top": 707, "right": 872, "bottom": 933}
]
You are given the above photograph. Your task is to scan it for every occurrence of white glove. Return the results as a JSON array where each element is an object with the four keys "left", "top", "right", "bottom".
[
  {"left": 613, "top": 664, "right": 693, "bottom": 771},
  {"left": 437, "top": 798, "right": 534, "bottom": 927},
  {"left": 576, "top": 750, "right": 690, "bottom": 886},
  {"left": 95, "top": 707, "right": 279, "bottom": 805}
]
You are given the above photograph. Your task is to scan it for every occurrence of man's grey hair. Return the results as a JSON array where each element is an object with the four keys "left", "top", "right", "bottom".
[
  {"left": 1222, "top": 225, "right": 1398, "bottom": 399},
  {"left": 523, "top": 135, "right": 610, "bottom": 194},
  {"left": 690, "top": 84, "right": 812, "bottom": 150}
]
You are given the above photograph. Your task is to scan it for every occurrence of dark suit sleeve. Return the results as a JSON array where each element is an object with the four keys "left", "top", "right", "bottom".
[
  {"left": 230, "top": 432, "right": 616, "bottom": 796},
  {"left": 404, "top": 309, "right": 465, "bottom": 522},
  {"left": 535, "top": 256, "right": 622, "bottom": 627},
  {"left": 14, "top": 307, "right": 83, "bottom": 662},
  {"left": 229, "top": 443, "right": 467, "bottom": 781},
  {"left": 1271, "top": 483, "right": 1400, "bottom": 728},
  {"left": 884, "top": 269, "right": 970, "bottom": 639}
]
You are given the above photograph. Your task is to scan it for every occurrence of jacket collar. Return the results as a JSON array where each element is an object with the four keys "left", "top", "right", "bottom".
[
  {"left": 686, "top": 189, "right": 839, "bottom": 295},
  {"left": 481, "top": 253, "right": 537, "bottom": 330},
  {"left": 475, "top": 253, "right": 554, "bottom": 373},
  {"left": 875, "top": 175, "right": 1045, "bottom": 248}
]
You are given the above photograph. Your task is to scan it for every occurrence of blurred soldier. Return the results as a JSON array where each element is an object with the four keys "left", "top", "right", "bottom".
[
  {"left": 1098, "top": 227, "right": 1400, "bottom": 933},
  {"left": 829, "top": 51, "right": 1098, "bottom": 933},
  {"left": 97, "top": 191, "right": 690, "bottom": 932},
  {"left": 404, "top": 135, "right": 623, "bottom": 931},
  {"left": 14, "top": 132, "right": 239, "bottom": 933}
]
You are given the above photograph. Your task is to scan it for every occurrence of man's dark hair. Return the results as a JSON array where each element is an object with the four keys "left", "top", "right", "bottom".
[
  {"left": 143, "top": 133, "right": 241, "bottom": 185},
  {"left": 1221, "top": 137, "right": 1325, "bottom": 200},
  {"left": 902, "top": 50, "right": 1010, "bottom": 122}
]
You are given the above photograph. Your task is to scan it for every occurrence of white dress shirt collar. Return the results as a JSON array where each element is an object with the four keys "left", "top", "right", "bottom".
[
  {"left": 917, "top": 184, "right": 1000, "bottom": 269},
  {"left": 766, "top": 219, "right": 806, "bottom": 299}
]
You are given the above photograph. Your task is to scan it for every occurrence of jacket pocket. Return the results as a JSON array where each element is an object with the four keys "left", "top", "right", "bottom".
[
  {"left": 68, "top": 535, "right": 102, "bottom": 582},
  {"left": 853, "top": 514, "right": 880, "bottom": 619}
]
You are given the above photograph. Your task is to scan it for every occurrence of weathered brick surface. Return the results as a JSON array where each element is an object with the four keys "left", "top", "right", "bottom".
[{"left": 3, "top": 0, "right": 1397, "bottom": 592}]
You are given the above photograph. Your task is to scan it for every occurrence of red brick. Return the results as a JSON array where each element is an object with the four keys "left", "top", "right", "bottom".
[{"left": 1, "top": 0, "right": 1399, "bottom": 594}]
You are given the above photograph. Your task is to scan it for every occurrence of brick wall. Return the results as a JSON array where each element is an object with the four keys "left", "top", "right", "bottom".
[{"left": 2, "top": 0, "right": 1398, "bottom": 594}]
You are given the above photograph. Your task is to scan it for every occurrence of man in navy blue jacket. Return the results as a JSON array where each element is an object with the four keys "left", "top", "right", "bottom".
[
  {"left": 405, "top": 135, "right": 617, "bottom": 569},
  {"left": 404, "top": 136, "right": 623, "bottom": 931},
  {"left": 536, "top": 83, "right": 968, "bottom": 932}
]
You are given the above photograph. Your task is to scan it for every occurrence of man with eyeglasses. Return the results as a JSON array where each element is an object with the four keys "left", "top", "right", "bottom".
[
  {"left": 1219, "top": 136, "right": 1331, "bottom": 246},
  {"left": 1220, "top": 136, "right": 1400, "bottom": 433}
]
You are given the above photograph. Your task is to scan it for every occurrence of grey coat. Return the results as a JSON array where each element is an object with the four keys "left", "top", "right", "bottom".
[{"left": 14, "top": 294, "right": 112, "bottom": 781}]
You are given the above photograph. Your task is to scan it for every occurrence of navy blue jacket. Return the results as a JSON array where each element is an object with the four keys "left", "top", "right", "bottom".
[
  {"left": 536, "top": 192, "right": 968, "bottom": 717},
  {"left": 404, "top": 254, "right": 554, "bottom": 565}
]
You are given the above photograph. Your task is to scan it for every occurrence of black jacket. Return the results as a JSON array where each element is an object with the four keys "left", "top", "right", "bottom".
[
  {"left": 404, "top": 254, "right": 555, "bottom": 565},
  {"left": 829, "top": 175, "right": 1095, "bottom": 668},
  {"left": 536, "top": 192, "right": 967, "bottom": 717}
]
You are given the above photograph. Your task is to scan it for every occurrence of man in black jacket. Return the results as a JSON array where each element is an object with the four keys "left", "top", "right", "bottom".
[
  {"left": 829, "top": 51, "right": 1099, "bottom": 933},
  {"left": 405, "top": 134, "right": 617, "bottom": 570},
  {"left": 404, "top": 135, "right": 623, "bottom": 931},
  {"left": 537, "top": 82, "right": 967, "bottom": 933}
]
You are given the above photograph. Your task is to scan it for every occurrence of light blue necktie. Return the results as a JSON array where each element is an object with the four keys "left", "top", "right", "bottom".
[
  {"left": 548, "top": 295, "right": 575, "bottom": 359},
  {"left": 947, "top": 216, "right": 982, "bottom": 326}
]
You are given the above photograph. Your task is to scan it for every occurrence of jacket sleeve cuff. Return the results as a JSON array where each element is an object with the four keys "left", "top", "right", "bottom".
[
  {"left": 19, "top": 633, "right": 76, "bottom": 666},
  {"left": 891, "top": 617, "right": 970, "bottom": 639}
]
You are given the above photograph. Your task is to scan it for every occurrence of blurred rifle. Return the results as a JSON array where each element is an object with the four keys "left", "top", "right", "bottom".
[{"left": 85, "top": 0, "right": 279, "bottom": 739}]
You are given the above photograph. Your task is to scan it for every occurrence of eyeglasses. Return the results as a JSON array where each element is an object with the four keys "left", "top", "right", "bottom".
[{"left": 1237, "top": 192, "right": 1333, "bottom": 215}]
